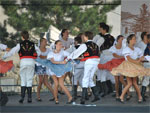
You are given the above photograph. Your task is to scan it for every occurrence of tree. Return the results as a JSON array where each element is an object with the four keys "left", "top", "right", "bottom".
[{"left": 0, "top": 0, "right": 120, "bottom": 46}]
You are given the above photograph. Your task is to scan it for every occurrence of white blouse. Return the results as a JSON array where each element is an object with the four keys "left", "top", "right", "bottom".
[
  {"left": 0, "top": 44, "right": 7, "bottom": 56},
  {"left": 37, "top": 48, "right": 51, "bottom": 57},
  {"left": 136, "top": 41, "right": 147, "bottom": 55},
  {"left": 109, "top": 45, "right": 123, "bottom": 58},
  {"left": 0, "top": 44, "right": 7, "bottom": 51},
  {"left": 60, "top": 38, "right": 74, "bottom": 49},
  {"left": 36, "top": 48, "right": 51, "bottom": 66},
  {"left": 122, "top": 46, "right": 143, "bottom": 60},
  {"left": 47, "top": 50, "right": 70, "bottom": 62}
]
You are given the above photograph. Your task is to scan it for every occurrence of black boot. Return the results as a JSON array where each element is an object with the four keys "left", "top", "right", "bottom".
[
  {"left": 106, "top": 80, "right": 113, "bottom": 94},
  {"left": 19, "top": 86, "right": 26, "bottom": 103},
  {"left": 91, "top": 86, "right": 100, "bottom": 102},
  {"left": 85, "top": 91, "right": 89, "bottom": 100},
  {"left": 27, "top": 87, "right": 32, "bottom": 103},
  {"left": 101, "top": 82, "right": 108, "bottom": 97},
  {"left": 80, "top": 88, "right": 87, "bottom": 104},
  {"left": 73, "top": 85, "right": 77, "bottom": 101},
  {"left": 96, "top": 81, "right": 102, "bottom": 94},
  {"left": 141, "top": 86, "right": 146, "bottom": 101}
]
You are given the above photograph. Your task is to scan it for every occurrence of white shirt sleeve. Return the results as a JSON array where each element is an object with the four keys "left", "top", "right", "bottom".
[
  {"left": 136, "top": 47, "right": 143, "bottom": 57},
  {"left": 47, "top": 48, "right": 52, "bottom": 53},
  {"left": 145, "top": 56, "right": 150, "bottom": 61},
  {"left": 36, "top": 48, "right": 41, "bottom": 57},
  {"left": 122, "top": 39, "right": 127, "bottom": 49},
  {"left": 109, "top": 46, "right": 116, "bottom": 54},
  {"left": 63, "top": 50, "right": 70, "bottom": 57},
  {"left": 65, "top": 45, "right": 76, "bottom": 53},
  {"left": 3, "top": 44, "right": 20, "bottom": 59},
  {"left": 93, "top": 35, "right": 104, "bottom": 48},
  {"left": 122, "top": 47, "right": 130, "bottom": 60},
  {"left": 67, "top": 44, "right": 87, "bottom": 60},
  {"left": 47, "top": 51, "right": 54, "bottom": 60},
  {"left": 0, "top": 44, "right": 7, "bottom": 51},
  {"left": 69, "top": 38, "right": 74, "bottom": 44},
  {"left": 135, "top": 41, "right": 147, "bottom": 55},
  {"left": 34, "top": 45, "right": 41, "bottom": 56},
  {"left": 49, "top": 43, "right": 55, "bottom": 51}
]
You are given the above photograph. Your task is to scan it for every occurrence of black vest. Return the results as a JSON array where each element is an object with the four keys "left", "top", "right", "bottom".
[
  {"left": 18, "top": 40, "right": 37, "bottom": 59},
  {"left": 83, "top": 41, "right": 99, "bottom": 58},
  {"left": 100, "top": 34, "right": 115, "bottom": 51}
]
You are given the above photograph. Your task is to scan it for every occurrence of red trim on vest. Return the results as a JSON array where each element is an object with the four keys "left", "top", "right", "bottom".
[
  {"left": 80, "top": 56, "right": 99, "bottom": 61},
  {"left": 20, "top": 56, "right": 37, "bottom": 59},
  {"left": 83, "top": 52, "right": 90, "bottom": 57}
]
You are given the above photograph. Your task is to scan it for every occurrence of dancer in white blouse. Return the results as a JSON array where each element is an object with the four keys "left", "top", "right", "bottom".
[
  {"left": 59, "top": 29, "right": 74, "bottom": 50},
  {"left": 111, "top": 34, "right": 150, "bottom": 103},
  {"left": 47, "top": 40, "right": 73, "bottom": 104},
  {"left": 98, "top": 35, "right": 131, "bottom": 100},
  {"left": 35, "top": 38, "right": 54, "bottom": 101}
]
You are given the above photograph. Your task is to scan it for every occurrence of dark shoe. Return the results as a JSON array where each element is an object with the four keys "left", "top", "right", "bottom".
[
  {"left": 49, "top": 98, "right": 55, "bottom": 101},
  {"left": 58, "top": 91, "right": 65, "bottom": 95},
  {"left": 19, "top": 98, "right": 24, "bottom": 103},
  {"left": 126, "top": 95, "right": 132, "bottom": 101},
  {"left": 141, "top": 86, "right": 146, "bottom": 101},
  {"left": 77, "top": 95, "right": 81, "bottom": 98},
  {"left": 118, "top": 98, "right": 124, "bottom": 104},
  {"left": 36, "top": 98, "right": 42, "bottom": 102},
  {"left": 91, "top": 97, "right": 100, "bottom": 102},
  {"left": 66, "top": 99, "right": 73, "bottom": 104},
  {"left": 55, "top": 100, "right": 59, "bottom": 104},
  {"left": 28, "top": 98, "right": 32, "bottom": 103},
  {"left": 80, "top": 100, "right": 85, "bottom": 104},
  {"left": 138, "top": 99, "right": 142, "bottom": 103}
]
